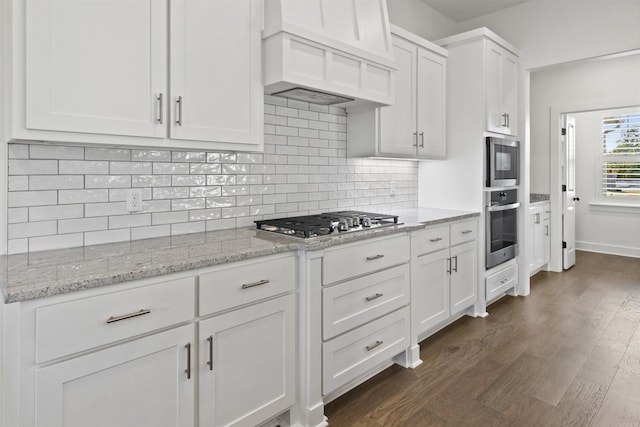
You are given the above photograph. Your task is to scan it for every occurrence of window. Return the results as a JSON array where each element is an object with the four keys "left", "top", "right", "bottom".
[{"left": 601, "top": 111, "right": 640, "bottom": 200}]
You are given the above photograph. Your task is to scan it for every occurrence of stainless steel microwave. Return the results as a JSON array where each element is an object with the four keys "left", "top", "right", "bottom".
[{"left": 486, "top": 137, "right": 519, "bottom": 187}]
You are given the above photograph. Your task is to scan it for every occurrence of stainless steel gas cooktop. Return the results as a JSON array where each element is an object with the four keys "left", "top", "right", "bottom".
[{"left": 255, "top": 210, "right": 400, "bottom": 238}]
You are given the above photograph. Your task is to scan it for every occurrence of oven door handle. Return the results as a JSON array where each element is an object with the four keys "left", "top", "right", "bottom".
[{"left": 487, "top": 202, "right": 520, "bottom": 212}]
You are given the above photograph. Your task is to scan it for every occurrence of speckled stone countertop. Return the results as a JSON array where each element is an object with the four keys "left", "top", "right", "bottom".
[
  {"left": 530, "top": 193, "right": 550, "bottom": 203},
  {"left": 0, "top": 208, "right": 478, "bottom": 304}
]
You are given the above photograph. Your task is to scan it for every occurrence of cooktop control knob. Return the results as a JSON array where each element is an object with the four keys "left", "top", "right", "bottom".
[
  {"left": 362, "top": 217, "right": 372, "bottom": 227},
  {"left": 338, "top": 218, "right": 349, "bottom": 232}
]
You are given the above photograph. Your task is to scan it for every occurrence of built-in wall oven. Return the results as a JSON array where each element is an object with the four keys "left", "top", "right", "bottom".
[
  {"left": 486, "top": 137, "right": 519, "bottom": 187},
  {"left": 486, "top": 189, "right": 519, "bottom": 269}
]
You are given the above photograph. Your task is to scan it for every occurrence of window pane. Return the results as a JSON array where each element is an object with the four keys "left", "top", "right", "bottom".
[
  {"left": 602, "top": 161, "right": 640, "bottom": 196},
  {"left": 602, "top": 113, "right": 640, "bottom": 155}
]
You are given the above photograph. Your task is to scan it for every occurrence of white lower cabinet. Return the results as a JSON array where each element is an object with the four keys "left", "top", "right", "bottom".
[
  {"left": 198, "top": 294, "right": 296, "bottom": 427},
  {"left": 529, "top": 202, "right": 550, "bottom": 275},
  {"left": 35, "top": 325, "right": 195, "bottom": 427},
  {"left": 411, "top": 219, "right": 478, "bottom": 342}
]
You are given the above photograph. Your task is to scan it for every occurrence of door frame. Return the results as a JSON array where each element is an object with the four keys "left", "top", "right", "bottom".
[{"left": 548, "top": 97, "right": 640, "bottom": 271}]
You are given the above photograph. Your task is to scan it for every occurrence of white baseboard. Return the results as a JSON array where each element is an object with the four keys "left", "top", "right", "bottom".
[{"left": 576, "top": 241, "right": 640, "bottom": 258}]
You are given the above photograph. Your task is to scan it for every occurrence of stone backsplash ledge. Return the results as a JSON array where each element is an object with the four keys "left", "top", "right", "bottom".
[{"left": 7, "top": 96, "right": 418, "bottom": 254}]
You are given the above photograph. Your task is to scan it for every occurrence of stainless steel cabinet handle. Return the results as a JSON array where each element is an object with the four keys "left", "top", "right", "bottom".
[
  {"left": 366, "top": 254, "right": 384, "bottom": 261},
  {"left": 534, "top": 213, "right": 541, "bottom": 224},
  {"left": 502, "top": 113, "right": 508, "bottom": 127},
  {"left": 241, "top": 279, "right": 270, "bottom": 289},
  {"left": 106, "top": 308, "right": 151, "bottom": 324},
  {"left": 413, "top": 132, "right": 418, "bottom": 147},
  {"left": 447, "top": 257, "right": 452, "bottom": 274},
  {"left": 544, "top": 225, "right": 549, "bottom": 236},
  {"left": 157, "top": 93, "right": 163, "bottom": 124},
  {"left": 453, "top": 255, "right": 458, "bottom": 273},
  {"left": 365, "top": 340, "right": 383, "bottom": 351},
  {"left": 500, "top": 278, "right": 510, "bottom": 284},
  {"left": 206, "top": 336, "right": 213, "bottom": 372},
  {"left": 462, "top": 230, "right": 473, "bottom": 234},
  {"left": 176, "top": 96, "right": 183, "bottom": 126},
  {"left": 420, "top": 132, "right": 425, "bottom": 148},
  {"left": 429, "top": 237, "right": 443, "bottom": 242},
  {"left": 185, "top": 343, "right": 191, "bottom": 379},
  {"left": 365, "top": 293, "right": 383, "bottom": 302}
]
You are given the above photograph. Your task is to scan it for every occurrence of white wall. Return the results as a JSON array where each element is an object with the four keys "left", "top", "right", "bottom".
[
  {"left": 386, "top": 0, "right": 459, "bottom": 41},
  {"left": 573, "top": 109, "right": 640, "bottom": 257},
  {"left": 530, "top": 53, "right": 640, "bottom": 194},
  {"left": 456, "top": 0, "right": 640, "bottom": 69}
]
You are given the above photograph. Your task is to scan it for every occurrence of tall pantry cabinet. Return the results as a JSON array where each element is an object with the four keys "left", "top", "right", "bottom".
[{"left": 419, "top": 28, "right": 520, "bottom": 313}]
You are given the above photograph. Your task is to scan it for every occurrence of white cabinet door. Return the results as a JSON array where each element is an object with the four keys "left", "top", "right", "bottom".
[
  {"left": 450, "top": 241, "right": 477, "bottom": 316},
  {"left": 416, "top": 47, "right": 446, "bottom": 158},
  {"left": 378, "top": 35, "right": 417, "bottom": 156},
  {"left": 170, "top": 0, "right": 263, "bottom": 146},
  {"left": 35, "top": 325, "right": 195, "bottom": 427},
  {"left": 485, "top": 41, "right": 518, "bottom": 136},
  {"left": 25, "top": 0, "right": 167, "bottom": 138},
  {"left": 412, "top": 248, "right": 450, "bottom": 335},
  {"left": 199, "top": 294, "right": 295, "bottom": 427}
]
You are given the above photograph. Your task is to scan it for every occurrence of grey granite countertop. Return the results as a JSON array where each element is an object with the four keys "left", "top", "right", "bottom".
[
  {"left": 530, "top": 193, "right": 550, "bottom": 203},
  {"left": 0, "top": 208, "right": 478, "bottom": 304}
]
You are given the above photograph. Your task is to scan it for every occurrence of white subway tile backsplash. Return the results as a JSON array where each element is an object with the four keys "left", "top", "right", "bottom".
[
  {"left": 60, "top": 160, "right": 108, "bottom": 175},
  {"left": 85, "top": 147, "right": 131, "bottom": 161},
  {"left": 29, "top": 204, "right": 83, "bottom": 222},
  {"left": 58, "top": 217, "right": 108, "bottom": 234},
  {"left": 8, "top": 176, "right": 29, "bottom": 191},
  {"left": 9, "top": 159, "right": 58, "bottom": 175},
  {"left": 8, "top": 191, "right": 58, "bottom": 207},
  {"left": 85, "top": 229, "right": 130, "bottom": 246},
  {"left": 7, "top": 99, "right": 418, "bottom": 254}
]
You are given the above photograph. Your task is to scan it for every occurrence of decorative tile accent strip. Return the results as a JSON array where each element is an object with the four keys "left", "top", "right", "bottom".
[{"left": 7, "top": 97, "right": 419, "bottom": 253}]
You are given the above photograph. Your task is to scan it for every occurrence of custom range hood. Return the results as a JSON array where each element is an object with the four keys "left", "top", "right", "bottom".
[{"left": 262, "top": 0, "right": 396, "bottom": 107}]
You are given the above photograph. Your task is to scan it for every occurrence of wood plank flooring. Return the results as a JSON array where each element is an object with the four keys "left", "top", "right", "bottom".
[{"left": 324, "top": 251, "right": 640, "bottom": 426}]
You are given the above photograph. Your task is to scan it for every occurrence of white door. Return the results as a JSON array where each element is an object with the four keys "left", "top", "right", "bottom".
[
  {"left": 450, "top": 241, "right": 477, "bottom": 316},
  {"left": 35, "top": 325, "right": 195, "bottom": 427},
  {"left": 199, "top": 294, "right": 295, "bottom": 427},
  {"left": 412, "top": 248, "right": 450, "bottom": 335},
  {"left": 562, "top": 115, "right": 577, "bottom": 269},
  {"left": 416, "top": 47, "right": 446, "bottom": 158},
  {"left": 169, "top": 0, "right": 263, "bottom": 145},
  {"left": 25, "top": 0, "right": 167, "bottom": 137},
  {"left": 378, "top": 35, "right": 417, "bottom": 156}
]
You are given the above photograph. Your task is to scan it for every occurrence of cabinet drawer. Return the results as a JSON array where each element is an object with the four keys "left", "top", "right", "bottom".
[
  {"left": 323, "top": 234, "right": 409, "bottom": 285},
  {"left": 36, "top": 277, "right": 196, "bottom": 364},
  {"left": 323, "top": 264, "right": 409, "bottom": 340},
  {"left": 411, "top": 225, "right": 449, "bottom": 256},
  {"left": 323, "top": 307, "right": 409, "bottom": 394},
  {"left": 486, "top": 263, "right": 518, "bottom": 301},
  {"left": 450, "top": 219, "right": 477, "bottom": 246},
  {"left": 199, "top": 254, "right": 296, "bottom": 316}
]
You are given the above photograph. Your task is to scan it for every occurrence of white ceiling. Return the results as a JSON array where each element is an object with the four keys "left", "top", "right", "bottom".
[{"left": 420, "top": 0, "right": 534, "bottom": 22}]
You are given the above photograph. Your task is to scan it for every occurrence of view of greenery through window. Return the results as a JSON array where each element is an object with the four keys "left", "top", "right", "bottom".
[{"left": 602, "top": 111, "right": 640, "bottom": 197}]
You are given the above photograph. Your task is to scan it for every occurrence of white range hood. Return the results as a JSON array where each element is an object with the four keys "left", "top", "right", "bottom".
[{"left": 262, "top": 0, "right": 396, "bottom": 107}]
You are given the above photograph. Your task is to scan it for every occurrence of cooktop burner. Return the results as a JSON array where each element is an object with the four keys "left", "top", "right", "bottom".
[{"left": 255, "top": 210, "right": 399, "bottom": 238}]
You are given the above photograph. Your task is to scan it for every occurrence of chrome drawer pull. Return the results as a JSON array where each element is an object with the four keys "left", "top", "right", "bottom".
[
  {"left": 106, "top": 309, "right": 151, "bottom": 324},
  {"left": 185, "top": 343, "right": 191, "bottom": 379},
  {"left": 156, "top": 93, "right": 163, "bottom": 124},
  {"left": 241, "top": 279, "right": 270, "bottom": 289},
  {"left": 365, "top": 293, "right": 383, "bottom": 302},
  {"left": 429, "top": 237, "right": 443, "bottom": 242},
  {"left": 206, "top": 336, "right": 214, "bottom": 371},
  {"left": 176, "top": 96, "right": 183, "bottom": 126},
  {"left": 462, "top": 230, "right": 473, "bottom": 234},
  {"left": 366, "top": 340, "right": 383, "bottom": 351},
  {"left": 500, "top": 278, "right": 510, "bottom": 284},
  {"left": 366, "top": 254, "right": 384, "bottom": 261}
]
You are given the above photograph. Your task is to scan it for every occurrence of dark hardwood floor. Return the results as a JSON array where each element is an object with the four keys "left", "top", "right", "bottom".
[{"left": 324, "top": 251, "right": 640, "bottom": 426}]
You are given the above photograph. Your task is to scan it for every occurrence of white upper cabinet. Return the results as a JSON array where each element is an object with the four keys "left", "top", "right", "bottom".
[
  {"left": 4, "top": 0, "right": 263, "bottom": 151},
  {"left": 347, "top": 26, "right": 447, "bottom": 159},
  {"left": 169, "top": 0, "right": 262, "bottom": 146},
  {"left": 485, "top": 40, "right": 518, "bottom": 136},
  {"left": 25, "top": 0, "right": 167, "bottom": 138}
]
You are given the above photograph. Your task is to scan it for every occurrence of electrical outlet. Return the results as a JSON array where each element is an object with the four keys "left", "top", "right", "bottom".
[
  {"left": 126, "top": 189, "right": 143, "bottom": 212},
  {"left": 390, "top": 181, "right": 397, "bottom": 196}
]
